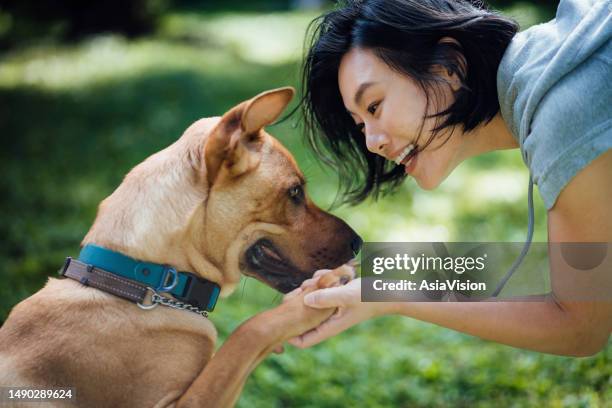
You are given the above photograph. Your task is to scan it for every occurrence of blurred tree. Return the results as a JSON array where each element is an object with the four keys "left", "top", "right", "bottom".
[
  {"left": 488, "top": 0, "right": 558, "bottom": 16},
  {"left": 0, "top": 0, "right": 169, "bottom": 50},
  {"left": 291, "top": 0, "right": 327, "bottom": 9},
  {"left": 172, "top": 0, "right": 294, "bottom": 12}
]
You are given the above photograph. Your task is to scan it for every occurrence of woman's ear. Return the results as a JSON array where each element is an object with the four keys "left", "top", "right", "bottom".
[{"left": 436, "top": 36, "right": 467, "bottom": 92}]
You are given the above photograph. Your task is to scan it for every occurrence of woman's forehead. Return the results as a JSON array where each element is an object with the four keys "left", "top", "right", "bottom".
[
  {"left": 338, "top": 48, "right": 388, "bottom": 105},
  {"left": 339, "top": 48, "right": 385, "bottom": 83}
]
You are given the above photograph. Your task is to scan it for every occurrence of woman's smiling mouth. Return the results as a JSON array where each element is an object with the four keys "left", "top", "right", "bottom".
[
  {"left": 393, "top": 144, "right": 415, "bottom": 164},
  {"left": 392, "top": 143, "right": 419, "bottom": 174}
]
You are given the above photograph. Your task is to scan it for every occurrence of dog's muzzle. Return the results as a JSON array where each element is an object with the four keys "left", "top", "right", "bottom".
[{"left": 245, "top": 239, "right": 307, "bottom": 293}]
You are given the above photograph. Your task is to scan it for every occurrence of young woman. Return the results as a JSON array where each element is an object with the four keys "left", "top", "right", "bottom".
[{"left": 285, "top": 0, "right": 611, "bottom": 356}]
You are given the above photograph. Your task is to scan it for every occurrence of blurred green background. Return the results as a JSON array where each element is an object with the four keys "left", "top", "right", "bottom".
[{"left": 0, "top": 1, "right": 609, "bottom": 407}]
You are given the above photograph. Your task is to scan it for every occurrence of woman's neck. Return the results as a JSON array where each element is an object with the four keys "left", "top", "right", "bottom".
[{"left": 463, "top": 113, "right": 519, "bottom": 159}]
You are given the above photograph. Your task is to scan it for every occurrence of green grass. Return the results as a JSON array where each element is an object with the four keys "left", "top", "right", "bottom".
[{"left": 0, "top": 5, "right": 609, "bottom": 407}]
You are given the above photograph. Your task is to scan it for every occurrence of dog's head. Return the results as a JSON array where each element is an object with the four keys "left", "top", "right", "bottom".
[
  {"left": 201, "top": 87, "right": 362, "bottom": 293},
  {"left": 84, "top": 87, "right": 361, "bottom": 295}
]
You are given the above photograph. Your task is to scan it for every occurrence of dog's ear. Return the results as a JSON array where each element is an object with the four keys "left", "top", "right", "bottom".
[
  {"left": 241, "top": 87, "right": 295, "bottom": 135},
  {"left": 204, "top": 87, "right": 294, "bottom": 185}
]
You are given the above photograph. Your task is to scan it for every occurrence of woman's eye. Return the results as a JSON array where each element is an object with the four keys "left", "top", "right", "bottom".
[
  {"left": 367, "top": 101, "right": 380, "bottom": 115},
  {"left": 288, "top": 185, "right": 304, "bottom": 204}
]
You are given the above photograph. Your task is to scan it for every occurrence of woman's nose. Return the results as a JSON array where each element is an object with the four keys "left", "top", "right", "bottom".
[{"left": 365, "top": 129, "right": 389, "bottom": 155}]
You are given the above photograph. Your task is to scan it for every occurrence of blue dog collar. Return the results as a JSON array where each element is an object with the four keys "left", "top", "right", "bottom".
[{"left": 78, "top": 244, "right": 220, "bottom": 312}]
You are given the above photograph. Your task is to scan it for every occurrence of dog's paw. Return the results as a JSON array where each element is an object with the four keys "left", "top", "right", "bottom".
[
  {"left": 297, "top": 262, "right": 356, "bottom": 293},
  {"left": 316, "top": 264, "right": 354, "bottom": 289}
]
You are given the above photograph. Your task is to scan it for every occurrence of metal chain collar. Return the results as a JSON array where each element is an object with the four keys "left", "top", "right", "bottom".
[
  {"left": 151, "top": 293, "right": 209, "bottom": 318},
  {"left": 137, "top": 287, "right": 209, "bottom": 318}
]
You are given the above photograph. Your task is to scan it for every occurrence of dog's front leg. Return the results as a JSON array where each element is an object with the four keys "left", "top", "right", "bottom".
[
  {"left": 175, "top": 317, "right": 275, "bottom": 408},
  {"left": 176, "top": 290, "right": 335, "bottom": 408}
]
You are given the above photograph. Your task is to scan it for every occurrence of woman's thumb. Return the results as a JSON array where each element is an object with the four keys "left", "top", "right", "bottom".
[{"left": 303, "top": 286, "right": 345, "bottom": 308}]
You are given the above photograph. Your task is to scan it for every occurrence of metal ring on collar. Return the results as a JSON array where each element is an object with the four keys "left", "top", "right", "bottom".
[
  {"left": 137, "top": 287, "right": 160, "bottom": 310},
  {"left": 157, "top": 267, "right": 178, "bottom": 293}
]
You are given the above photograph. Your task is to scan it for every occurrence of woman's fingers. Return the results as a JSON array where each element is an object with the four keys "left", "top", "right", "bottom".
[
  {"left": 281, "top": 280, "right": 363, "bottom": 348},
  {"left": 303, "top": 279, "right": 359, "bottom": 308},
  {"left": 287, "top": 310, "right": 352, "bottom": 348},
  {"left": 304, "top": 286, "right": 345, "bottom": 308}
]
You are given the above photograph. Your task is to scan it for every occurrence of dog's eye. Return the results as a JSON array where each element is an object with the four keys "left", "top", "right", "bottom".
[{"left": 288, "top": 185, "right": 304, "bottom": 204}]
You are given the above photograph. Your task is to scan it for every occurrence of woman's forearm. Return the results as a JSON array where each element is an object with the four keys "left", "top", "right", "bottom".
[{"left": 390, "top": 295, "right": 610, "bottom": 356}]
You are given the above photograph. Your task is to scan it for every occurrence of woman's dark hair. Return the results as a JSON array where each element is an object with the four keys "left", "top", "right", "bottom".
[{"left": 301, "top": 0, "right": 519, "bottom": 205}]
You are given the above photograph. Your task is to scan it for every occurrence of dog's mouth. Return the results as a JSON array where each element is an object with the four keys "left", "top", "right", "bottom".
[{"left": 244, "top": 239, "right": 308, "bottom": 293}]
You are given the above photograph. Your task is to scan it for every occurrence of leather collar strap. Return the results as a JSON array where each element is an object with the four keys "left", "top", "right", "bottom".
[
  {"left": 61, "top": 257, "right": 149, "bottom": 304},
  {"left": 60, "top": 245, "right": 220, "bottom": 312}
]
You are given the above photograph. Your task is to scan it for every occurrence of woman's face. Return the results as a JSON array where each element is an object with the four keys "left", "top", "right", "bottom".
[{"left": 338, "top": 47, "right": 467, "bottom": 190}]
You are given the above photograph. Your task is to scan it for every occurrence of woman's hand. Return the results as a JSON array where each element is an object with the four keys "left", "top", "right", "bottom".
[
  {"left": 283, "top": 269, "right": 393, "bottom": 349},
  {"left": 254, "top": 265, "right": 356, "bottom": 354}
]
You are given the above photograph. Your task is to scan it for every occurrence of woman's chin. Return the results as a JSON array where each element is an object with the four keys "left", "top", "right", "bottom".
[{"left": 413, "top": 173, "right": 443, "bottom": 190}]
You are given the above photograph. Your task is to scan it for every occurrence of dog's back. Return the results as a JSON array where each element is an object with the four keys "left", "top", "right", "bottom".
[{"left": 0, "top": 278, "right": 216, "bottom": 407}]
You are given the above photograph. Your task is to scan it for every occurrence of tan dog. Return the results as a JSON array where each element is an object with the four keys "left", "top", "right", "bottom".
[{"left": 0, "top": 87, "right": 360, "bottom": 407}]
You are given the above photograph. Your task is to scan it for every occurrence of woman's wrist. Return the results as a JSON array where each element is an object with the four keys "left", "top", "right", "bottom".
[{"left": 369, "top": 301, "right": 406, "bottom": 317}]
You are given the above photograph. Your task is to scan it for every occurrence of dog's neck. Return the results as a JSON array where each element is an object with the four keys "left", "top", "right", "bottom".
[{"left": 81, "top": 129, "right": 233, "bottom": 293}]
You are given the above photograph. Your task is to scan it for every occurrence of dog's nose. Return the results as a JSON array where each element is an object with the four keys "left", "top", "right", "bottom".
[{"left": 350, "top": 234, "right": 363, "bottom": 256}]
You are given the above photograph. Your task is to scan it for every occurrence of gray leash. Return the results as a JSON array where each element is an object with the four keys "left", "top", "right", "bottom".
[{"left": 491, "top": 176, "right": 535, "bottom": 297}]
